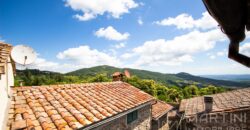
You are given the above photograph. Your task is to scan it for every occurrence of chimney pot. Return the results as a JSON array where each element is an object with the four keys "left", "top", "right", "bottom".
[{"left": 204, "top": 95, "right": 213, "bottom": 112}]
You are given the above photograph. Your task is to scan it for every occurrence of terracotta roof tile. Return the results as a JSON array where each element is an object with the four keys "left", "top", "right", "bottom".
[
  {"left": 8, "top": 82, "right": 153, "bottom": 129},
  {"left": 179, "top": 87, "right": 250, "bottom": 116},
  {"left": 152, "top": 100, "right": 173, "bottom": 120}
]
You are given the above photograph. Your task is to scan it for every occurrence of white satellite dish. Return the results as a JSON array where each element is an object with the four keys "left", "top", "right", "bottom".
[{"left": 11, "top": 45, "right": 37, "bottom": 65}]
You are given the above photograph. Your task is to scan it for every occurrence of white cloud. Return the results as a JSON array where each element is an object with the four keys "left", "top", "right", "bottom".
[
  {"left": 216, "top": 49, "right": 227, "bottom": 57},
  {"left": 57, "top": 45, "right": 121, "bottom": 67},
  {"left": 137, "top": 17, "right": 143, "bottom": 25},
  {"left": 17, "top": 57, "right": 66, "bottom": 72},
  {"left": 95, "top": 26, "right": 130, "bottom": 41},
  {"left": 240, "top": 42, "right": 250, "bottom": 57},
  {"left": 190, "top": 62, "right": 250, "bottom": 75},
  {"left": 209, "top": 55, "right": 216, "bottom": 60},
  {"left": 17, "top": 45, "right": 123, "bottom": 73},
  {"left": 124, "top": 29, "right": 226, "bottom": 66},
  {"left": 114, "top": 42, "right": 126, "bottom": 49},
  {"left": 65, "top": 0, "right": 139, "bottom": 21},
  {"left": 121, "top": 53, "right": 135, "bottom": 59},
  {"left": 74, "top": 13, "right": 95, "bottom": 21},
  {"left": 33, "top": 58, "right": 59, "bottom": 68},
  {"left": 154, "top": 12, "right": 218, "bottom": 30},
  {"left": 206, "top": 49, "right": 227, "bottom": 59}
]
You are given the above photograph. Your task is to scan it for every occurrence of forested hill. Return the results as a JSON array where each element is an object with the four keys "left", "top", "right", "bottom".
[
  {"left": 16, "top": 65, "right": 250, "bottom": 88},
  {"left": 67, "top": 65, "right": 249, "bottom": 88}
]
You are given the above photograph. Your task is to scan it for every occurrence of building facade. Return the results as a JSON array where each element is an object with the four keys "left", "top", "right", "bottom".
[
  {"left": 91, "top": 104, "right": 151, "bottom": 130},
  {"left": 0, "top": 42, "right": 15, "bottom": 130},
  {"left": 178, "top": 88, "right": 250, "bottom": 130}
]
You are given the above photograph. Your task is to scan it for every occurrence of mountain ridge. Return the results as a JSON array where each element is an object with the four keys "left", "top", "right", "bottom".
[
  {"left": 66, "top": 65, "right": 249, "bottom": 88},
  {"left": 16, "top": 65, "right": 250, "bottom": 88}
]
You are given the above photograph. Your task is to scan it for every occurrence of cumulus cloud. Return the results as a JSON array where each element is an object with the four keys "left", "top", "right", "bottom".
[
  {"left": 207, "top": 49, "right": 227, "bottom": 59},
  {"left": 154, "top": 12, "right": 218, "bottom": 30},
  {"left": 65, "top": 0, "right": 139, "bottom": 21},
  {"left": 137, "top": 17, "right": 143, "bottom": 25},
  {"left": 240, "top": 43, "right": 250, "bottom": 57},
  {"left": 33, "top": 58, "right": 59, "bottom": 68},
  {"left": 17, "top": 45, "right": 123, "bottom": 73},
  {"left": 216, "top": 49, "right": 227, "bottom": 57},
  {"left": 17, "top": 57, "right": 67, "bottom": 72},
  {"left": 124, "top": 29, "right": 226, "bottom": 66},
  {"left": 57, "top": 45, "right": 121, "bottom": 67},
  {"left": 113, "top": 42, "right": 126, "bottom": 49},
  {"left": 121, "top": 53, "right": 135, "bottom": 59},
  {"left": 95, "top": 26, "right": 130, "bottom": 41}
]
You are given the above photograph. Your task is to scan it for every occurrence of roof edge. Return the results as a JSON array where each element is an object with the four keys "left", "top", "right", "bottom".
[
  {"left": 79, "top": 100, "right": 154, "bottom": 130},
  {"left": 152, "top": 100, "right": 174, "bottom": 120}
]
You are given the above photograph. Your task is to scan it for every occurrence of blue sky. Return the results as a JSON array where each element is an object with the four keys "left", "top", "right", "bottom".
[{"left": 1, "top": 0, "right": 250, "bottom": 75}]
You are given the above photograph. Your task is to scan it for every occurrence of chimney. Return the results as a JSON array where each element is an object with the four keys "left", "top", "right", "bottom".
[
  {"left": 124, "top": 70, "right": 131, "bottom": 78},
  {"left": 112, "top": 72, "right": 124, "bottom": 81},
  {"left": 204, "top": 96, "right": 213, "bottom": 112}
]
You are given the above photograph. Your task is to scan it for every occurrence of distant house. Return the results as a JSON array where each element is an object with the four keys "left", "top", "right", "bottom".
[
  {"left": 177, "top": 88, "right": 250, "bottom": 130},
  {"left": 0, "top": 42, "right": 15, "bottom": 129},
  {"left": 6, "top": 81, "right": 173, "bottom": 130}
]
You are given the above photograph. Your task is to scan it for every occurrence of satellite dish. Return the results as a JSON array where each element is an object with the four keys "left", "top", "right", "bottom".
[{"left": 11, "top": 45, "right": 37, "bottom": 65}]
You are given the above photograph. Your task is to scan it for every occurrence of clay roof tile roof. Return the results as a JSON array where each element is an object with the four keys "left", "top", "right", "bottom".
[
  {"left": 152, "top": 100, "right": 173, "bottom": 120},
  {"left": 7, "top": 82, "right": 154, "bottom": 130},
  {"left": 179, "top": 87, "right": 250, "bottom": 117},
  {"left": 0, "top": 42, "right": 12, "bottom": 63}
]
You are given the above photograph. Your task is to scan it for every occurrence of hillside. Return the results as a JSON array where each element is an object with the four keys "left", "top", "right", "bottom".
[
  {"left": 15, "top": 65, "right": 250, "bottom": 87},
  {"left": 66, "top": 65, "right": 249, "bottom": 88}
]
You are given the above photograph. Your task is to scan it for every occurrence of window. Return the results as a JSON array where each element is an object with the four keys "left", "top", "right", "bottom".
[{"left": 127, "top": 110, "right": 138, "bottom": 124}]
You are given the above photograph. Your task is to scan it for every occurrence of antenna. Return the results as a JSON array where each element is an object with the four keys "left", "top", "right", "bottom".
[{"left": 11, "top": 45, "right": 37, "bottom": 66}]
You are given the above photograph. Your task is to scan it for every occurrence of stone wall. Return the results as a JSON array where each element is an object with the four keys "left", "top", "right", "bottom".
[
  {"left": 181, "top": 109, "right": 250, "bottom": 130},
  {"left": 152, "top": 114, "right": 169, "bottom": 130},
  {"left": 93, "top": 104, "right": 152, "bottom": 130}
]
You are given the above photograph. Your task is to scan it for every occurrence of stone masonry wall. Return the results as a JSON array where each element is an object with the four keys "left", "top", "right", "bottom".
[
  {"left": 93, "top": 104, "right": 152, "bottom": 130},
  {"left": 151, "top": 114, "right": 169, "bottom": 130}
]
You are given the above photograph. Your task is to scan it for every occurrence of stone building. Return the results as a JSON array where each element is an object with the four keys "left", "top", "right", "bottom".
[
  {"left": 0, "top": 42, "right": 15, "bottom": 129},
  {"left": 178, "top": 88, "right": 250, "bottom": 130},
  {"left": 151, "top": 100, "right": 173, "bottom": 130}
]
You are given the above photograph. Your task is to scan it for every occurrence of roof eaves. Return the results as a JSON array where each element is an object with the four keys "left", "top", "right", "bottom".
[{"left": 78, "top": 100, "right": 154, "bottom": 130}]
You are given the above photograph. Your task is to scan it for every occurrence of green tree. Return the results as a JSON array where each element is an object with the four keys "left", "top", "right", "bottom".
[
  {"left": 183, "top": 85, "right": 199, "bottom": 98},
  {"left": 87, "top": 73, "right": 111, "bottom": 82}
]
